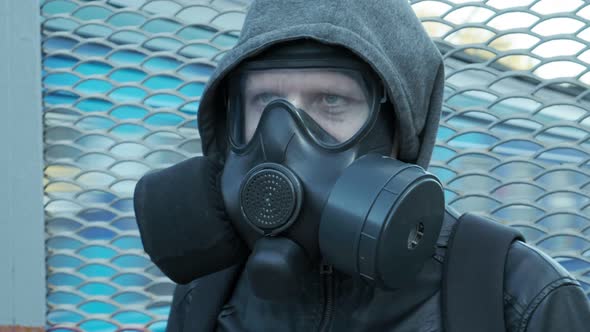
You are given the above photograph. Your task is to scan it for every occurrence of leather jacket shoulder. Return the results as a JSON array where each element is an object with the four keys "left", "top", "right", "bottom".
[
  {"left": 437, "top": 212, "right": 590, "bottom": 332},
  {"left": 503, "top": 240, "right": 589, "bottom": 332},
  {"left": 166, "top": 214, "right": 590, "bottom": 332}
]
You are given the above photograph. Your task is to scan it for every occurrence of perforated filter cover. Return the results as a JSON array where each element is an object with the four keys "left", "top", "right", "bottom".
[{"left": 240, "top": 163, "right": 302, "bottom": 234}]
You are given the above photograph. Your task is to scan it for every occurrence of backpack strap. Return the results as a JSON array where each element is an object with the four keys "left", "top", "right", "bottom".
[{"left": 442, "top": 212, "right": 524, "bottom": 332}]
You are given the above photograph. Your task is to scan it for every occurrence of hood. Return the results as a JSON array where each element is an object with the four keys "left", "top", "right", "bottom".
[{"left": 197, "top": 0, "right": 445, "bottom": 168}]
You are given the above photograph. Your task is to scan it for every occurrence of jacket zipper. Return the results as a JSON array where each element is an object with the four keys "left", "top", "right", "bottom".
[{"left": 318, "top": 263, "right": 334, "bottom": 332}]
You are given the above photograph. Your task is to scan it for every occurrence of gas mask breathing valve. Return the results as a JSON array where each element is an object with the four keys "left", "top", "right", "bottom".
[{"left": 240, "top": 163, "right": 303, "bottom": 235}]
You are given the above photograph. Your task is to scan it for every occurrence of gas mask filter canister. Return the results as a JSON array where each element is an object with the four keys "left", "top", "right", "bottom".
[{"left": 320, "top": 153, "right": 445, "bottom": 290}]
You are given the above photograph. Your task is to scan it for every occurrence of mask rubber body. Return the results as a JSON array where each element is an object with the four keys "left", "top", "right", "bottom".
[{"left": 220, "top": 100, "right": 394, "bottom": 300}]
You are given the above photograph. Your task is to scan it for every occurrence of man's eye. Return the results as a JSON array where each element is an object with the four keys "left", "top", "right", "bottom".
[{"left": 322, "top": 94, "right": 346, "bottom": 107}]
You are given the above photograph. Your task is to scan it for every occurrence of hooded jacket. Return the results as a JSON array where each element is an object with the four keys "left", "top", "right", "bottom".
[
  {"left": 167, "top": 0, "right": 590, "bottom": 331},
  {"left": 197, "top": 0, "right": 444, "bottom": 169}
]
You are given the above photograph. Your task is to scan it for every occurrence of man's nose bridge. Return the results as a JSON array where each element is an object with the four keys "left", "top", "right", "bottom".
[
  {"left": 259, "top": 105, "right": 297, "bottom": 163},
  {"left": 285, "top": 93, "right": 302, "bottom": 109}
]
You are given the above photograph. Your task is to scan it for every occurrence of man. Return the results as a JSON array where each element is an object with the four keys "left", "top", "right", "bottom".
[{"left": 134, "top": 0, "right": 590, "bottom": 331}]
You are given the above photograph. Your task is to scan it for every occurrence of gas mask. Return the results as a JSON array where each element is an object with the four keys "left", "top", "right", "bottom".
[
  {"left": 220, "top": 49, "right": 445, "bottom": 300},
  {"left": 133, "top": 42, "right": 445, "bottom": 302}
]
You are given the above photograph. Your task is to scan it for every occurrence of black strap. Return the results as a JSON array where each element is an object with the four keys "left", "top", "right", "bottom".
[{"left": 442, "top": 213, "right": 524, "bottom": 332}]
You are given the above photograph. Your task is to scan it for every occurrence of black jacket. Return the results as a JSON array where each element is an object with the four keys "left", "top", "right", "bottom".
[{"left": 166, "top": 211, "right": 590, "bottom": 332}]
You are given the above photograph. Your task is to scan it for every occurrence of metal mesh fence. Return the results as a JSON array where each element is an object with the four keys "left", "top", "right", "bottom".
[
  {"left": 41, "top": 0, "right": 590, "bottom": 330},
  {"left": 413, "top": 0, "right": 590, "bottom": 298},
  {"left": 42, "top": 0, "right": 249, "bottom": 330}
]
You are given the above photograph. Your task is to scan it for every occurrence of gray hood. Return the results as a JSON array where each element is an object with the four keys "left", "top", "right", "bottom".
[{"left": 197, "top": 0, "right": 445, "bottom": 168}]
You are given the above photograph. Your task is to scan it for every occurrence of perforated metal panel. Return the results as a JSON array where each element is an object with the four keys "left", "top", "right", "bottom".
[
  {"left": 42, "top": 0, "right": 249, "bottom": 330},
  {"left": 412, "top": 0, "right": 590, "bottom": 298},
  {"left": 42, "top": 0, "right": 590, "bottom": 330}
]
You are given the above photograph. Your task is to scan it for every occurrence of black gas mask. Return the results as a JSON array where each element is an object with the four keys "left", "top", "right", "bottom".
[
  {"left": 133, "top": 42, "right": 445, "bottom": 302},
  {"left": 220, "top": 44, "right": 445, "bottom": 300}
]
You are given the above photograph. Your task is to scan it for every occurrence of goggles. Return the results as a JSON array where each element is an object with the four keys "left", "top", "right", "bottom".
[{"left": 226, "top": 59, "right": 385, "bottom": 150}]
